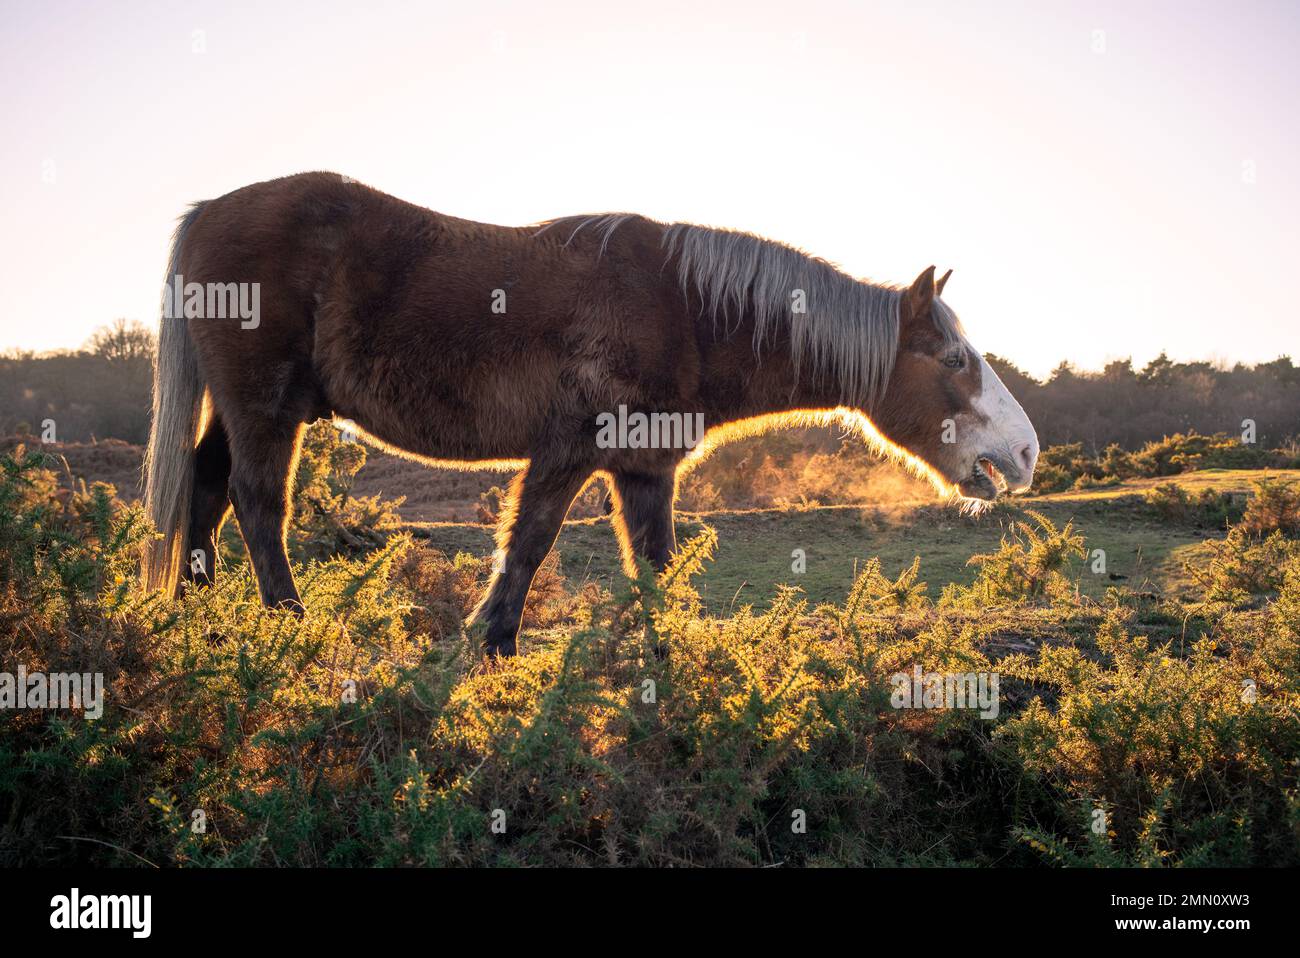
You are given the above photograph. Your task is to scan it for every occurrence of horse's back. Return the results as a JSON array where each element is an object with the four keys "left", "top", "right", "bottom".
[{"left": 178, "top": 172, "right": 687, "bottom": 463}]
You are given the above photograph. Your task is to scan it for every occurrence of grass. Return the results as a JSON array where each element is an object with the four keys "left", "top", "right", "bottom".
[{"left": 412, "top": 469, "right": 1300, "bottom": 614}]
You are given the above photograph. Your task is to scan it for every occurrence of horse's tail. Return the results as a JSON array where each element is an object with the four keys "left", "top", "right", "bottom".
[{"left": 140, "top": 201, "right": 209, "bottom": 594}]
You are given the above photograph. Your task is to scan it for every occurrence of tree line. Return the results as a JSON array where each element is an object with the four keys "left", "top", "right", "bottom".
[
  {"left": 1, "top": 320, "right": 154, "bottom": 444},
  {"left": 988, "top": 353, "right": 1298, "bottom": 451},
  {"left": 2, "top": 321, "right": 1296, "bottom": 452}
]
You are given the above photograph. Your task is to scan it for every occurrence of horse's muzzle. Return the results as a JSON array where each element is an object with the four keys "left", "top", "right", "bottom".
[{"left": 957, "top": 452, "right": 1028, "bottom": 500}]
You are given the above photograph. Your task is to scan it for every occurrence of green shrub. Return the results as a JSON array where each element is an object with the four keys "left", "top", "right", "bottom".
[
  {"left": 1071, "top": 473, "right": 1121, "bottom": 491},
  {"left": 1030, "top": 462, "right": 1074, "bottom": 495},
  {"left": 1032, "top": 433, "right": 1292, "bottom": 495},
  {"left": 1239, "top": 477, "right": 1300, "bottom": 537},
  {"left": 2, "top": 449, "right": 1298, "bottom": 868},
  {"left": 1000, "top": 592, "right": 1300, "bottom": 866},
  {"left": 1035, "top": 443, "right": 1097, "bottom": 491},
  {"left": 1098, "top": 443, "right": 1138, "bottom": 479},
  {"left": 1131, "top": 432, "right": 1276, "bottom": 477},
  {"left": 1186, "top": 527, "right": 1298, "bottom": 604},
  {"left": 290, "top": 421, "right": 405, "bottom": 561},
  {"left": 1144, "top": 482, "right": 1241, "bottom": 528},
  {"left": 956, "top": 510, "right": 1086, "bottom": 605}
]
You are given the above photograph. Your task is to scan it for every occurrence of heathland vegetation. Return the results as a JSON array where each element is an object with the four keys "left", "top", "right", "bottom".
[
  {"left": 2, "top": 322, "right": 1298, "bottom": 866},
  {"left": 2, "top": 414, "right": 1298, "bottom": 866}
]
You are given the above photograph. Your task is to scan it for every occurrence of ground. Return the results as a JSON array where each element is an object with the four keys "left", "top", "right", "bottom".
[
  {"left": 13, "top": 433, "right": 1293, "bottom": 610},
  {"left": 412, "top": 468, "right": 1300, "bottom": 613}
]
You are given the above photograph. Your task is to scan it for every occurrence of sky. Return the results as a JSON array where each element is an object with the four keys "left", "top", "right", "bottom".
[{"left": 1, "top": 0, "right": 1296, "bottom": 378}]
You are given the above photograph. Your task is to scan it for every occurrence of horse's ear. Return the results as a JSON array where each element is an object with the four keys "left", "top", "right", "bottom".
[
  {"left": 902, "top": 266, "right": 936, "bottom": 322},
  {"left": 936, "top": 268, "right": 952, "bottom": 296}
]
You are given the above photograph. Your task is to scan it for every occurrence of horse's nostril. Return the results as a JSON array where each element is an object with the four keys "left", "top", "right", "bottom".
[{"left": 1015, "top": 443, "right": 1036, "bottom": 472}]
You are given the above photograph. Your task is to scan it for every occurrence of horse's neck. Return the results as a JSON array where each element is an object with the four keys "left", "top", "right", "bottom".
[
  {"left": 658, "top": 225, "right": 890, "bottom": 420},
  {"left": 697, "top": 315, "right": 846, "bottom": 420}
]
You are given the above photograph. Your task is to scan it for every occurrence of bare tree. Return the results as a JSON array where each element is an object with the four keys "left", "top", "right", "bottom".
[{"left": 85, "top": 319, "right": 155, "bottom": 365}]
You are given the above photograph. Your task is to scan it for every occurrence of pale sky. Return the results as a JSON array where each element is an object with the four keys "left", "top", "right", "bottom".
[{"left": 1, "top": 0, "right": 1296, "bottom": 377}]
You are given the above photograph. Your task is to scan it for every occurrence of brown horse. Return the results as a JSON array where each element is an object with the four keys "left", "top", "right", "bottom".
[{"left": 141, "top": 172, "right": 1038, "bottom": 655}]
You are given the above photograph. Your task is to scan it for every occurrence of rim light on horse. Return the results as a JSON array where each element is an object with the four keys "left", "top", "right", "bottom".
[{"left": 141, "top": 173, "right": 1038, "bottom": 655}]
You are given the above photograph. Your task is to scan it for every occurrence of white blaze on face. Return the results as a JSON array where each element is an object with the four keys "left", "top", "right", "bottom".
[{"left": 962, "top": 353, "right": 1039, "bottom": 493}]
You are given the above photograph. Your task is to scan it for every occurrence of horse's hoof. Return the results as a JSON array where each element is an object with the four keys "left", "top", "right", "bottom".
[{"left": 484, "top": 638, "right": 517, "bottom": 659}]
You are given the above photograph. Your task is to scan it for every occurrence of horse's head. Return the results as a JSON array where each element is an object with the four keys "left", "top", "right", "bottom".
[{"left": 874, "top": 266, "right": 1038, "bottom": 502}]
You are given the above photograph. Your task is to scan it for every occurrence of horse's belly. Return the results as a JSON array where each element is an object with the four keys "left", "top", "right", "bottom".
[{"left": 320, "top": 341, "right": 560, "bottom": 463}]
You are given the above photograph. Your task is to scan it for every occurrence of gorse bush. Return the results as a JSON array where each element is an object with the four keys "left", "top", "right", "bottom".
[
  {"left": 1035, "top": 442, "right": 1105, "bottom": 493},
  {"left": 1238, "top": 476, "right": 1300, "bottom": 537},
  {"left": 1, "top": 449, "right": 1298, "bottom": 867},
  {"left": 290, "top": 421, "right": 405, "bottom": 561},
  {"left": 1144, "top": 482, "right": 1242, "bottom": 528},
  {"left": 1180, "top": 479, "right": 1300, "bottom": 606},
  {"left": 956, "top": 511, "right": 1086, "bottom": 605},
  {"left": 1000, "top": 590, "right": 1300, "bottom": 866},
  {"left": 838, "top": 556, "right": 927, "bottom": 617},
  {"left": 1032, "top": 432, "right": 1295, "bottom": 494},
  {"left": 1186, "top": 529, "right": 1298, "bottom": 606}
]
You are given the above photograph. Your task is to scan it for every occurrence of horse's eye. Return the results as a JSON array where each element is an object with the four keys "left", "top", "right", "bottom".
[{"left": 942, "top": 350, "right": 965, "bottom": 369}]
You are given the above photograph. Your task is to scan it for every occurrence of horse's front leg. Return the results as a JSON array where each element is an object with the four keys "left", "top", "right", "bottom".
[
  {"left": 468, "top": 460, "right": 591, "bottom": 657},
  {"left": 610, "top": 469, "right": 677, "bottom": 575}
]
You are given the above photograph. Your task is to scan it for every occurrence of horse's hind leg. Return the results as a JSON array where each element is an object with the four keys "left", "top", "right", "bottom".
[
  {"left": 469, "top": 460, "right": 591, "bottom": 656},
  {"left": 610, "top": 469, "right": 677, "bottom": 575},
  {"left": 184, "top": 414, "right": 233, "bottom": 589},
  {"left": 225, "top": 418, "right": 307, "bottom": 613}
]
